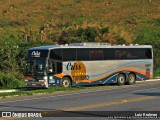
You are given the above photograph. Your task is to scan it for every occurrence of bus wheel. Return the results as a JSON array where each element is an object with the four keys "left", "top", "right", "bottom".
[
  {"left": 117, "top": 74, "right": 126, "bottom": 85},
  {"left": 127, "top": 73, "right": 136, "bottom": 85},
  {"left": 61, "top": 77, "right": 71, "bottom": 88}
]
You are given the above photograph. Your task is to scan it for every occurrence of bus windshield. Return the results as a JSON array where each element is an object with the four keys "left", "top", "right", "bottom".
[{"left": 25, "top": 60, "right": 47, "bottom": 76}]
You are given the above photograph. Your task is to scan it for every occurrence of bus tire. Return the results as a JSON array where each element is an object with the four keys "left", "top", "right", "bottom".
[
  {"left": 127, "top": 73, "right": 136, "bottom": 85},
  {"left": 117, "top": 74, "right": 126, "bottom": 85},
  {"left": 61, "top": 77, "right": 71, "bottom": 88}
]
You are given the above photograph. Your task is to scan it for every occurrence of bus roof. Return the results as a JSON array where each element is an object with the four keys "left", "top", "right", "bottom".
[{"left": 29, "top": 43, "right": 152, "bottom": 50}]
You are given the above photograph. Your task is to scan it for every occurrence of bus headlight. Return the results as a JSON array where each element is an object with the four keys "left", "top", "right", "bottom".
[{"left": 25, "top": 79, "right": 28, "bottom": 82}]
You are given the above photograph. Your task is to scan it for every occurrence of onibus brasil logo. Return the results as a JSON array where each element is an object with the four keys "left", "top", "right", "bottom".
[{"left": 1, "top": 112, "right": 42, "bottom": 117}]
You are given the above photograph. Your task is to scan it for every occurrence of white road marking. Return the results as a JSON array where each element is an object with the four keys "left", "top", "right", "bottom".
[
  {"left": 0, "top": 107, "right": 11, "bottom": 109},
  {"left": 134, "top": 87, "right": 160, "bottom": 92}
]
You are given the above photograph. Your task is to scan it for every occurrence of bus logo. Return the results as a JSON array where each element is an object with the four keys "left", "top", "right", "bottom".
[
  {"left": 67, "top": 62, "right": 89, "bottom": 82},
  {"left": 31, "top": 51, "right": 41, "bottom": 57}
]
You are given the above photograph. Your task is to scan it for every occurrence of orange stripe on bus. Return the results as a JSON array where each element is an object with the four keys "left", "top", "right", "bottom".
[
  {"left": 77, "top": 68, "right": 152, "bottom": 83},
  {"left": 54, "top": 68, "right": 152, "bottom": 83},
  {"left": 54, "top": 74, "right": 64, "bottom": 78}
]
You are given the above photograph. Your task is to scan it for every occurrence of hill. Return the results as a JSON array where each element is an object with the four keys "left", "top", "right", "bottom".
[
  {"left": 0, "top": 0, "right": 160, "bottom": 77},
  {"left": 0, "top": 0, "right": 159, "bottom": 42}
]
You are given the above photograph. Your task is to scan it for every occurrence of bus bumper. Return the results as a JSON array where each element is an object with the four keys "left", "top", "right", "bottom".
[{"left": 26, "top": 81, "right": 47, "bottom": 88}]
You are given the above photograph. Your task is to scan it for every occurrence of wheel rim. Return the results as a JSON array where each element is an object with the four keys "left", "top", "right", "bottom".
[
  {"left": 129, "top": 75, "right": 135, "bottom": 83},
  {"left": 63, "top": 79, "right": 70, "bottom": 87},
  {"left": 119, "top": 76, "right": 125, "bottom": 83}
]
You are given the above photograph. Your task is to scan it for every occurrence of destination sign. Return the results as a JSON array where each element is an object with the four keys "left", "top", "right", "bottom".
[{"left": 27, "top": 50, "right": 49, "bottom": 59}]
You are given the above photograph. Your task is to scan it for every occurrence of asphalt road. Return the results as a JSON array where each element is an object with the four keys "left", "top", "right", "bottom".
[{"left": 0, "top": 80, "right": 160, "bottom": 120}]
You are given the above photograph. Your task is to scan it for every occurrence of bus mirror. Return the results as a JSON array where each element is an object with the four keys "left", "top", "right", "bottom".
[
  {"left": 22, "top": 63, "right": 27, "bottom": 74},
  {"left": 48, "top": 69, "right": 53, "bottom": 73}
]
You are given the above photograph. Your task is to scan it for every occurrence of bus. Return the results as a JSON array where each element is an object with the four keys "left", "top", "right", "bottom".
[{"left": 24, "top": 43, "right": 153, "bottom": 88}]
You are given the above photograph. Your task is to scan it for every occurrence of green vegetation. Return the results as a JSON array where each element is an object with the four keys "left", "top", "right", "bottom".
[
  {"left": 0, "top": 87, "right": 83, "bottom": 98},
  {"left": 0, "top": 85, "right": 117, "bottom": 98},
  {"left": 0, "top": 41, "right": 52, "bottom": 89},
  {"left": 0, "top": 0, "right": 160, "bottom": 89},
  {"left": 0, "top": 72, "right": 25, "bottom": 89}
]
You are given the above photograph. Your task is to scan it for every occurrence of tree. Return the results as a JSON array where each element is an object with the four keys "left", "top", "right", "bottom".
[{"left": 0, "top": 42, "right": 19, "bottom": 73}]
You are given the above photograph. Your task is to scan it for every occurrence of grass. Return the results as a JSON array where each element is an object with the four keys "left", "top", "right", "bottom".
[
  {"left": 0, "top": 87, "right": 81, "bottom": 98},
  {"left": 0, "top": 85, "right": 116, "bottom": 98},
  {"left": 0, "top": 0, "right": 159, "bottom": 42}
]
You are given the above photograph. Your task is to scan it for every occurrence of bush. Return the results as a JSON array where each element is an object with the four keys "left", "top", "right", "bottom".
[
  {"left": 134, "top": 25, "right": 160, "bottom": 77},
  {"left": 84, "top": 27, "right": 97, "bottom": 42},
  {"left": 154, "top": 67, "right": 160, "bottom": 78},
  {"left": 0, "top": 72, "right": 25, "bottom": 89}
]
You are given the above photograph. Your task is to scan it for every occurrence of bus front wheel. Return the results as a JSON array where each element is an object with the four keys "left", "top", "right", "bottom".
[
  {"left": 117, "top": 74, "right": 126, "bottom": 85},
  {"left": 127, "top": 73, "right": 136, "bottom": 85},
  {"left": 61, "top": 77, "right": 71, "bottom": 88}
]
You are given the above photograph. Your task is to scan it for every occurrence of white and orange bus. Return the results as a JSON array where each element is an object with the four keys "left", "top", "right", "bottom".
[{"left": 24, "top": 43, "right": 153, "bottom": 88}]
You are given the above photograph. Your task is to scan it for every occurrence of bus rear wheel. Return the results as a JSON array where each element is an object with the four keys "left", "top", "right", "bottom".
[
  {"left": 117, "top": 74, "right": 126, "bottom": 85},
  {"left": 127, "top": 73, "right": 136, "bottom": 85},
  {"left": 61, "top": 77, "right": 71, "bottom": 88}
]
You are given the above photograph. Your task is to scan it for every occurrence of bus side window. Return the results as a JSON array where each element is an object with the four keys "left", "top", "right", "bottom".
[
  {"left": 50, "top": 49, "right": 62, "bottom": 60},
  {"left": 48, "top": 61, "right": 55, "bottom": 73},
  {"left": 77, "top": 48, "right": 90, "bottom": 61},
  {"left": 90, "top": 48, "right": 103, "bottom": 60},
  {"left": 57, "top": 62, "right": 62, "bottom": 73},
  {"left": 145, "top": 48, "right": 152, "bottom": 59},
  {"left": 48, "top": 61, "right": 62, "bottom": 74},
  {"left": 62, "top": 48, "right": 76, "bottom": 61},
  {"left": 115, "top": 49, "right": 127, "bottom": 60},
  {"left": 103, "top": 48, "right": 115, "bottom": 60}
]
